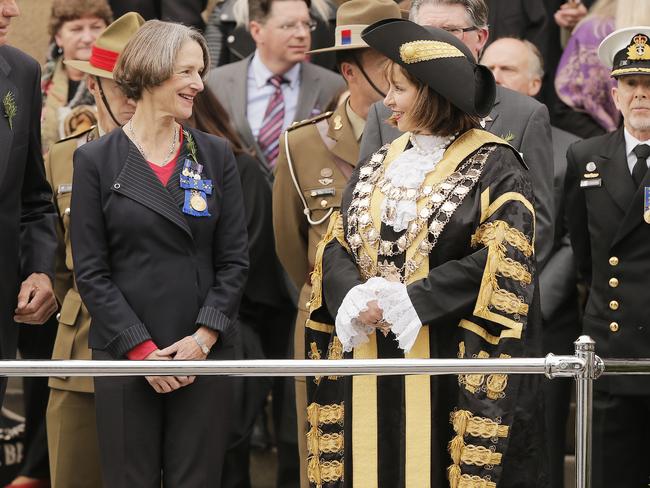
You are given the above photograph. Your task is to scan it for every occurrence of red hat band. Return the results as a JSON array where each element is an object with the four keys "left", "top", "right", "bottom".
[{"left": 89, "top": 44, "right": 120, "bottom": 73}]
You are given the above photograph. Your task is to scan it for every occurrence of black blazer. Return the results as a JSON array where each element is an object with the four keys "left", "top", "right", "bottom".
[
  {"left": 0, "top": 46, "right": 56, "bottom": 359},
  {"left": 70, "top": 127, "right": 249, "bottom": 358},
  {"left": 566, "top": 128, "right": 650, "bottom": 394}
]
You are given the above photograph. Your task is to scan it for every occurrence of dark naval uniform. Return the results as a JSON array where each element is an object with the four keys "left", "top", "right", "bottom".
[
  {"left": 565, "top": 128, "right": 650, "bottom": 487},
  {"left": 273, "top": 99, "right": 363, "bottom": 488},
  {"left": 44, "top": 126, "right": 102, "bottom": 488}
]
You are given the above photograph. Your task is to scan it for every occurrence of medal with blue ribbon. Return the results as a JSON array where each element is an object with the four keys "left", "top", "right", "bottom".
[
  {"left": 180, "top": 130, "right": 212, "bottom": 217},
  {"left": 644, "top": 187, "right": 650, "bottom": 224}
]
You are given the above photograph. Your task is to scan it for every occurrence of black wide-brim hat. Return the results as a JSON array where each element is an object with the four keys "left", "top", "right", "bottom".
[{"left": 361, "top": 18, "right": 495, "bottom": 118}]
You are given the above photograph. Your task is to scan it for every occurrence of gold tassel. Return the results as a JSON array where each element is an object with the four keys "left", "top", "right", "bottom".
[
  {"left": 448, "top": 435, "right": 465, "bottom": 465},
  {"left": 306, "top": 425, "right": 320, "bottom": 456},
  {"left": 307, "top": 455, "right": 322, "bottom": 488},
  {"left": 307, "top": 403, "right": 319, "bottom": 428},
  {"left": 309, "top": 212, "right": 343, "bottom": 313},
  {"left": 447, "top": 463, "right": 462, "bottom": 488},
  {"left": 452, "top": 409, "right": 472, "bottom": 437}
]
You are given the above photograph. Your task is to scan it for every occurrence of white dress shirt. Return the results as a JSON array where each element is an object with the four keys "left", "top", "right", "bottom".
[
  {"left": 624, "top": 128, "right": 650, "bottom": 174},
  {"left": 246, "top": 51, "right": 301, "bottom": 140}
]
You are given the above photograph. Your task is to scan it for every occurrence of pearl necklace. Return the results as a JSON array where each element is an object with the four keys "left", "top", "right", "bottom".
[
  {"left": 409, "top": 132, "right": 458, "bottom": 156},
  {"left": 128, "top": 118, "right": 178, "bottom": 166}
]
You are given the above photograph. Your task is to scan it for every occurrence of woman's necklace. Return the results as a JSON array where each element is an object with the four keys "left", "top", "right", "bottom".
[{"left": 128, "top": 118, "right": 178, "bottom": 165}]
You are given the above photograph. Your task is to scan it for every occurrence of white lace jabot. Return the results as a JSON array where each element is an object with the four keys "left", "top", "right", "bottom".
[{"left": 380, "top": 133, "right": 450, "bottom": 232}]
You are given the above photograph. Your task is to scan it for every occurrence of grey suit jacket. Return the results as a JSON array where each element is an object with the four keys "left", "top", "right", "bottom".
[
  {"left": 359, "top": 85, "right": 555, "bottom": 269},
  {"left": 539, "top": 126, "right": 580, "bottom": 320},
  {"left": 206, "top": 56, "right": 345, "bottom": 173}
]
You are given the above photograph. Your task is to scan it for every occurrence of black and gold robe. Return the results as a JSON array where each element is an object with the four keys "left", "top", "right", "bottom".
[{"left": 305, "top": 130, "right": 548, "bottom": 488}]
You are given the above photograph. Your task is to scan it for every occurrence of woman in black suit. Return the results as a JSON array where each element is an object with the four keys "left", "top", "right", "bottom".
[{"left": 70, "top": 20, "right": 248, "bottom": 487}]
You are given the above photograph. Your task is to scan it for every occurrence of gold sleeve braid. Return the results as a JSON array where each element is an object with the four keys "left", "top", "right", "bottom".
[
  {"left": 309, "top": 212, "right": 349, "bottom": 314},
  {"left": 472, "top": 219, "right": 533, "bottom": 329},
  {"left": 306, "top": 402, "right": 345, "bottom": 487}
]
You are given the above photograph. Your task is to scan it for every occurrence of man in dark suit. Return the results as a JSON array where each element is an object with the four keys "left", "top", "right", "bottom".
[
  {"left": 0, "top": 0, "right": 58, "bottom": 403},
  {"left": 481, "top": 36, "right": 580, "bottom": 488},
  {"left": 109, "top": 0, "right": 208, "bottom": 30},
  {"left": 565, "top": 27, "right": 650, "bottom": 487},
  {"left": 206, "top": 0, "right": 345, "bottom": 171},
  {"left": 359, "top": 0, "right": 555, "bottom": 269}
]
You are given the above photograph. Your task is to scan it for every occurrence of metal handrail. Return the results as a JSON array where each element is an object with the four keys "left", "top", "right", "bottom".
[
  {"left": 0, "top": 335, "right": 647, "bottom": 488},
  {"left": 0, "top": 356, "right": 583, "bottom": 377}
]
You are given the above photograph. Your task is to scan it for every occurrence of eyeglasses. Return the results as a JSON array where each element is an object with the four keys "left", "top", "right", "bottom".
[
  {"left": 441, "top": 26, "right": 479, "bottom": 39},
  {"left": 277, "top": 20, "right": 317, "bottom": 33}
]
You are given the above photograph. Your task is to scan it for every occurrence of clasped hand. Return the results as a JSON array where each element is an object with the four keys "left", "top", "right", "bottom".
[
  {"left": 144, "top": 327, "right": 218, "bottom": 394},
  {"left": 357, "top": 300, "right": 391, "bottom": 336}
]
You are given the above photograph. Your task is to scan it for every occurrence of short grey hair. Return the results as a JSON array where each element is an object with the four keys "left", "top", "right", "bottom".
[
  {"left": 521, "top": 39, "right": 544, "bottom": 80},
  {"left": 114, "top": 20, "right": 210, "bottom": 101},
  {"left": 410, "top": 0, "right": 488, "bottom": 29}
]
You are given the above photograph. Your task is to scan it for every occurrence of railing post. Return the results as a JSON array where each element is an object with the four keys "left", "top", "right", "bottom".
[{"left": 574, "top": 335, "right": 601, "bottom": 488}]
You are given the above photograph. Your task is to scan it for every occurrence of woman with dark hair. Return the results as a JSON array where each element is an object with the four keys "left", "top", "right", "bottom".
[
  {"left": 186, "top": 88, "right": 297, "bottom": 488},
  {"left": 70, "top": 20, "right": 248, "bottom": 486},
  {"left": 305, "top": 19, "right": 546, "bottom": 488}
]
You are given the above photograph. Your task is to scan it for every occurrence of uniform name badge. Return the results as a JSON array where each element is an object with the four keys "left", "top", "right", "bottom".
[
  {"left": 645, "top": 187, "right": 650, "bottom": 224},
  {"left": 180, "top": 159, "right": 212, "bottom": 217}
]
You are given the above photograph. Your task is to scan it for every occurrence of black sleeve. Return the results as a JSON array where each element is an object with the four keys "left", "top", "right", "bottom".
[
  {"left": 71, "top": 147, "right": 151, "bottom": 356},
  {"left": 564, "top": 142, "right": 592, "bottom": 288},
  {"left": 20, "top": 61, "right": 57, "bottom": 280}
]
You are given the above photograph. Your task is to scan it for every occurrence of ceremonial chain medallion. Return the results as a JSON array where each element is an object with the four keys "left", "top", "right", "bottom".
[{"left": 346, "top": 143, "right": 496, "bottom": 283}]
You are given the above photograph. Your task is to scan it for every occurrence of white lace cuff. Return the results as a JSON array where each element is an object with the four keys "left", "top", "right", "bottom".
[
  {"left": 335, "top": 277, "right": 388, "bottom": 352},
  {"left": 335, "top": 277, "right": 422, "bottom": 353},
  {"left": 376, "top": 283, "right": 422, "bottom": 353}
]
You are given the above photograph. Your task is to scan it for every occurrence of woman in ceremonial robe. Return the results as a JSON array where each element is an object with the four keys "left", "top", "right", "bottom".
[{"left": 304, "top": 19, "right": 548, "bottom": 488}]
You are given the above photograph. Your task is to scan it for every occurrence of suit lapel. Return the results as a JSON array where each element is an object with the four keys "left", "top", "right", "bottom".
[
  {"left": 294, "top": 63, "right": 320, "bottom": 122},
  {"left": 599, "top": 129, "right": 635, "bottom": 215},
  {"left": 612, "top": 144, "right": 650, "bottom": 247},
  {"left": 113, "top": 138, "right": 192, "bottom": 238},
  {"left": 230, "top": 57, "right": 256, "bottom": 150},
  {"left": 0, "top": 52, "right": 15, "bottom": 188}
]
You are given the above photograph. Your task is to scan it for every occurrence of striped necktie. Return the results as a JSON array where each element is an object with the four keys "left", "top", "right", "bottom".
[{"left": 258, "top": 74, "right": 287, "bottom": 168}]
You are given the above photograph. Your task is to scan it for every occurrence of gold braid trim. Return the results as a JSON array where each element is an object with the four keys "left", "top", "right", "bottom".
[
  {"left": 307, "top": 428, "right": 344, "bottom": 455},
  {"left": 490, "top": 288, "right": 529, "bottom": 315},
  {"left": 309, "top": 342, "right": 323, "bottom": 385},
  {"left": 449, "top": 465, "right": 497, "bottom": 488},
  {"left": 497, "top": 256, "right": 531, "bottom": 285},
  {"left": 307, "top": 402, "right": 345, "bottom": 427},
  {"left": 471, "top": 220, "right": 533, "bottom": 257},
  {"left": 459, "top": 351, "right": 489, "bottom": 394},
  {"left": 327, "top": 336, "right": 343, "bottom": 380},
  {"left": 400, "top": 40, "right": 464, "bottom": 63},
  {"left": 309, "top": 212, "right": 348, "bottom": 313},
  {"left": 448, "top": 436, "right": 501, "bottom": 487},
  {"left": 308, "top": 457, "right": 344, "bottom": 487},
  {"left": 451, "top": 410, "right": 509, "bottom": 439},
  {"left": 460, "top": 444, "right": 502, "bottom": 467}
]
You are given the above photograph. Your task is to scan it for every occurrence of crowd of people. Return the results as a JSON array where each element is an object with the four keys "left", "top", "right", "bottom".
[{"left": 1, "top": 0, "right": 649, "bottom": 487}]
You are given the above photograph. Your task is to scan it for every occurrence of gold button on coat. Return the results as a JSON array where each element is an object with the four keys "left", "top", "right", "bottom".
[
  {"left": 320, "top": 199, "right": 328, "bottom": 207},
  {"left": 609, "top": 278, "right": 619, "bottom": 288},
  {"left": 609, "top": 322, "right": 619, "bottom": 332},
  {"left": 609, "top": 256, "right": 619, "bottom": 266},
  {"left": 64, "top": 208, "right": 71, "bottom": 216},
  {"left": 609, "top": 300, "right": 619, "bottom": 310}
]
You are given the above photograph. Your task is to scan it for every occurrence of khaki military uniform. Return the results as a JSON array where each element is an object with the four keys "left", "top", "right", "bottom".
[
  {"left": 44, "top": 126, "right": 102, "bottom": 488},
  {"left": 273, "top": 100, "right": 363, "bottom": 488}
]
